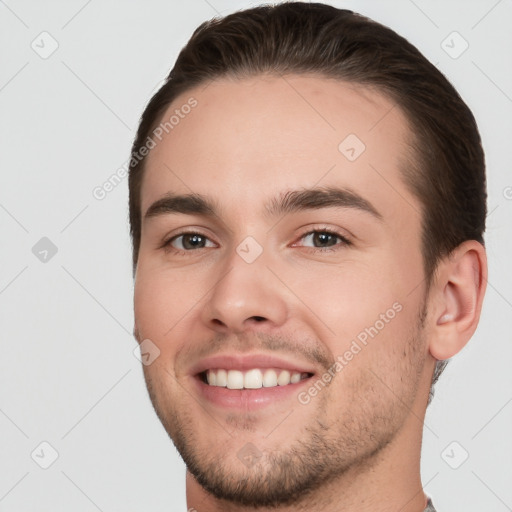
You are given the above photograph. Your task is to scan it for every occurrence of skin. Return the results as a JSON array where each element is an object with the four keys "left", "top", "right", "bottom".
[{"left": 133, "top": 74, "right": 487, "bottom": 511}]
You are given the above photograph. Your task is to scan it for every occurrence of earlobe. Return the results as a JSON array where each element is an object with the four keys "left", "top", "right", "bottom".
[{"left": 429, "top": 240, "right": 487, "bottom": 361}]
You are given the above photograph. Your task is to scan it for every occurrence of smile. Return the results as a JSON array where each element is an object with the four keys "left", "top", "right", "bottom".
[{"left": 202, "top": 368, "right": 313, "bottom": 389}]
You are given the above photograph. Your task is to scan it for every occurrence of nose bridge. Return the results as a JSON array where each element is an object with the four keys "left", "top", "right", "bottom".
[{"left": 201, "top": 237, "right": 288, "bottom": 332}]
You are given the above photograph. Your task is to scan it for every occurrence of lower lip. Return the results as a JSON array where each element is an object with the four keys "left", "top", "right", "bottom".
[{"left": 193, "top": 375, "right": 313, "bottom": 410}]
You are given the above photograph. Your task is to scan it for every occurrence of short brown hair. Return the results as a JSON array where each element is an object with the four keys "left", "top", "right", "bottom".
[{"left": 128, "top": 2, "right": 486, "bottom": 397}]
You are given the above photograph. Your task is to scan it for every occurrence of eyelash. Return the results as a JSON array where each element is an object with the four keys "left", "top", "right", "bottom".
[{"left": 160, "top": 227, "right": 352, "bottom": 255}]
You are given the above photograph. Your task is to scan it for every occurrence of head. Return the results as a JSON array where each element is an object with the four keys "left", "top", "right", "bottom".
[{"left": 129, "top": 2, "right": 487, "bottom": 507}]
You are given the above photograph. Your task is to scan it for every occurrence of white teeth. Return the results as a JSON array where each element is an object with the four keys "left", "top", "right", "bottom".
[
  {"left": 207, "top": 370, "right": 216, "bottom": 386},
  {"left": 205, "top": 368, "right": 309, "bottom": 389},
  {"left": 216, "top": 369, "right": 227, "bottom": 387},
  {"left": 244, "top": 369, "right": 263, "bottom": 389},
  {"left": 277, "top": 370, "right": 291, "bottom": 386},
  {"left": 227, "top": 370, "right": 244, "bottom": 389},
  {"left": 290, "top": 371, "right": 301, "bottom": 384},
  {"left": 262, "top": 369, "right": 278, "bottom": 387}
]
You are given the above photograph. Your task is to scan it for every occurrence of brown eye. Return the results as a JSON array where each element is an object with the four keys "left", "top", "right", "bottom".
[
  {"left": 300, "top": 230, "right": 351, "bottom": 250},
  {"left": 164, "top": 232, "right": 215, "bottom": 252}
]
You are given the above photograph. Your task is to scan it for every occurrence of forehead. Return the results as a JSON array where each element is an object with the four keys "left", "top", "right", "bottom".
[{"left": 140, "top": 74, "right": 419, "bottom": 225}]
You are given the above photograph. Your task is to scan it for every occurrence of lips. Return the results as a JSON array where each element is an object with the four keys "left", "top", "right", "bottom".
[{"left": 189, "top": 353, "right": 316, "bottom": 409}]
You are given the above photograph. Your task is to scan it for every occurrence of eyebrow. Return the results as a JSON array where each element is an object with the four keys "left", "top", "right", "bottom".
[{"left": 143, "top": 186, "right": 383, "bottom": 223}]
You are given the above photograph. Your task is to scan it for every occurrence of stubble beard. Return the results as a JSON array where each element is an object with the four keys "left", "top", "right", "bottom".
[{"left": 141, "top": 305, "right": 428, "bottom": 507}]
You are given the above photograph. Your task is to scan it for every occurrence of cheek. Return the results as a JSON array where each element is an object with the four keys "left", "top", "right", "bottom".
[
  {"left": 282, "top": 246, "right": 424, "bottom": 366},
  {"left": 285, "top": 259, "right": 405, "bottom": 341},
  {"left": 325, "top": 305, "right": 424, "bottom": 413},
  {"left": 134, "top": 269, "right": 195, "bottom": 343}
]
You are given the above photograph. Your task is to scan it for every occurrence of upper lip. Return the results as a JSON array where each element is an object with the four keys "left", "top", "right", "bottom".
[{"left": 189, "top": 353, "right": 317, "bottom": 376}]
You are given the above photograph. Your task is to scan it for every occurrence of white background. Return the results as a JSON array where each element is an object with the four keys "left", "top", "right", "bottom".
[{"left": 1, "top": 1, "right": 511, "bottom": 511}]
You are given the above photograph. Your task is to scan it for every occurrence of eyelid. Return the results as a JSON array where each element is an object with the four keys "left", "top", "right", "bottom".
[
  {"left": 160, "top": 225, "right": 352, "bottom": 254},
  {"left": 291, "top": 225, "right": 352, "bottom": 249}
]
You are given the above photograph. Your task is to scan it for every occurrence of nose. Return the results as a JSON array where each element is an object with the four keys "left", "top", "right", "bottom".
[{"left": 200, "top": 248, "right": 289, "bottom": 334}]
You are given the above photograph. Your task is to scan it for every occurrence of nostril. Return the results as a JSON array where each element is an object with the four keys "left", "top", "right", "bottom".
[{"left": 251, "top": 316, "right": 266, "bottom": 322}]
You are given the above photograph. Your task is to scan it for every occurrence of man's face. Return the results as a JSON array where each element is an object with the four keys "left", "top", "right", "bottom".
[{"left": 134, "top": 75, "right": 434, "bottom": 506}]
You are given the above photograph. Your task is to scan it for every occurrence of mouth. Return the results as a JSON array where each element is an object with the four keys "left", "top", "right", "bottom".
[{"left": 190, "top": 353, "right": 317, "bottom": 410}]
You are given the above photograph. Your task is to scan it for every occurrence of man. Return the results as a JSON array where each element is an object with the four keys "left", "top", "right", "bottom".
[{"left": 129, "top": 3, "right": 487, "bottom": 511}]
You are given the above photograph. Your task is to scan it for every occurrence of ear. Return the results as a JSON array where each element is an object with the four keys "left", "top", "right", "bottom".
[{"left": 428, "top": 240, "right": 487, "bottom": 361}]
